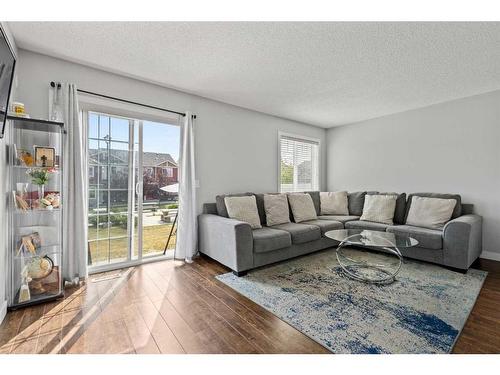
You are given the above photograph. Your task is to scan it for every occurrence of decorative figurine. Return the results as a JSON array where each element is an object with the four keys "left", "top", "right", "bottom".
[{"left": 18, "top": 266, "right": 32, "bottom": 303}]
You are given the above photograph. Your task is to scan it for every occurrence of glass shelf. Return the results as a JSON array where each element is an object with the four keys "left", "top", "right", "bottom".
[
  {"left": 12, "top": 166, "right": 61, "bottom": 173},
  {"left": 8, "top": 115, "right": 64, "bottom": 133},
  {"left": 8, "top": 116, "right": 65, "bottom": 310},
  {"left": 13, "top": 287, "right": 63, "bottom": 308},
  {"left": 14, "top": 209, "right": 62, "bottom": 214},
  {"left": 13, "top": 248, "right": 61, "bottom": 260}
]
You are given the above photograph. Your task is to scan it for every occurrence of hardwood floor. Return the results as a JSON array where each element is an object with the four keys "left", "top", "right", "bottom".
[{"left": 0, "top": 255, "right": 499, "bottom": 354}]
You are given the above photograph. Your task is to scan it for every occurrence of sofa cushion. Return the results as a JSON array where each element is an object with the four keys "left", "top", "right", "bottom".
[
  {"left": 320, "top": 191, "right": 349, "bottom": 215},
  {"left": 305, "top": 191, "right": 321, "bottom": 215},
  {"left": 345, "top": 220, "right": 391, "bottom": 232},
  {"left": 302, "top": 219, "right": 343, "bottom": 235},
  {"left": 287, "top": 193, "right": 318, "bottom": 223},
  {"left": 252, "top": 227, "right": 292, "bottom": 253},
  {"left": 202, "top": 202, "right": 218, "bottom": 215},
  {"left": 263, "top": 193, "right": 290, "bottom": 226},
  {"left": 405, "top": 196, "right": 456, "bottom": 229},
  {"left": 318, "top": 215, "right": 360, "bottom": 223},
  {"left": 271, "top": 222, "right": 321, "bottom": 244},
  {"left": 367, "top": 192, "right": 407, "bottom": 224},
  {"left": 216, "top": 192, "right": 253, "bottom": 217},
  {"left": 405, "top": 192, "right": 462, "bottom": 220},
  {"left": 347, "top": 191, "right": 366, "bottom": 216},
  {"left": 387, "top": 225, "right": 443, "bottom": 250},
  {"left": 360, "top": 194, "right": 397, "bottom": 225},
  {"left": 255, "top": 193, "right": 281, "bottom": 225},
  {"left": 224, "top": 196, "right": 262, "bottom": 229}
]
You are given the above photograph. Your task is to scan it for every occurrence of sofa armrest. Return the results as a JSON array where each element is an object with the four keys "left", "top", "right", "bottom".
[
  {"left": 443, "top": 214, "right": 482, "bottom": 269},
  {"left": 198, "top": 214, "right": 254, "bottom": 272}
]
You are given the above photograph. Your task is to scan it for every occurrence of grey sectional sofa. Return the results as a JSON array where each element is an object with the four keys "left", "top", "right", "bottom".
[{"left": 198, "top": 191, "right": 482, "bottom": 276}]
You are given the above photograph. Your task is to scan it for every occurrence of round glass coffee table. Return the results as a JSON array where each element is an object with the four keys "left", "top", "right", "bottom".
[{"left": 325, "top": 229, "right": 418, "bottom": 284}]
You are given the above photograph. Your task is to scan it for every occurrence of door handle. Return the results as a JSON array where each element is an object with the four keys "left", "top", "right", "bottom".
[{"left": 135, "top": 182, "right": 141, "bottom": 196}]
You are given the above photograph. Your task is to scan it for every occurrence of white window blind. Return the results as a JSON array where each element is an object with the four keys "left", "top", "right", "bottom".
[{"left": 279, "top": 134, "right": 319, "bottom": 193}]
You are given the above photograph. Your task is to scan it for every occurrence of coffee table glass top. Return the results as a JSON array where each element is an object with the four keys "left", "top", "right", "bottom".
[{"left": 325, "top": 229, "right": 419, "bottom": 248}]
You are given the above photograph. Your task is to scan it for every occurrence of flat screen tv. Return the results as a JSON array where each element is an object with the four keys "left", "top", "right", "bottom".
[{"left": 0, "top": 25, "right": 16, "bottom": 139}]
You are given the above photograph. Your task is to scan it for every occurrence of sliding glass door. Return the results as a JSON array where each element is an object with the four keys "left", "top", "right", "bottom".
[
  {"left": 87, "top": 111, "right": 180, "bottom": 270},
  {"left": 140, "top": 120, "right": 180, "bottom": 258}
]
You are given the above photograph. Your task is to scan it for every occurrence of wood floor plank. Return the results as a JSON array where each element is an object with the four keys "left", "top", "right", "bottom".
[
  {"left": 122, "top": 303, "right": 161, "bottom": 354},
  {"left": 36, "top": 314, "right": 63, "bottom": 354},
  {"left": 166, "top": 279, "right": 261, "bottom": 353},
  {"left": 127, "top": 298, "right": 184, "bottom": 354},
  {"left": 0, "top": 309, "right": 23, "bottom": 353},
  {"left": 66, "top": 318, "right": 135, "bottom": 354},
  {"left": 15, "top": 304, "right": 44, "bottom": 341},
  {"left": 10, "top": 337, "right": 39, "bottom": 354},
  {"left": 191, "top": 259, "right": 331, "bottom": 352},
  {"left": 151, "top": 296, "right": 214, "bottom": 353},
  {"left": 180, "top": 266, "right": 306, "bottom": 353},
  {"left": 161, "top": 281, "right": 239, "bottom": 353},
  {"left": 187, "top": 261, "right": 330, "bottom": 353}
]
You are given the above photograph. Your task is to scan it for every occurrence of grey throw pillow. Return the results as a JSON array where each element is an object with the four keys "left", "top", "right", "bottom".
[
  {"left": 347, "top": 191, "right": 366, "bottom": 216},
  {"left": 287, "top": 193, "right": 318, "bottom": 223},
  {"left": 264, "top": 194, "right": 290, "bottom": 226},
  {"left": 405, "top": 196, "right": 456, "bottom": 229},
  {"left": 224, "top": 196, "right": 262, "bottom": 229}
]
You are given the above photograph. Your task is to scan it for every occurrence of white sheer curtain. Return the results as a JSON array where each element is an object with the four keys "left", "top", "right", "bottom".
[
  {"left": 175, "top": 112, "right": 197, "bottom": 262},
  {"left": 60, "top": 83, "right": 88, "bottom": 282}
]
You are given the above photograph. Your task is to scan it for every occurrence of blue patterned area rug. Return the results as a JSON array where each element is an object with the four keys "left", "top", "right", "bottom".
[{"left": 216, "top": 248, "right": 487, "bottom": 354}]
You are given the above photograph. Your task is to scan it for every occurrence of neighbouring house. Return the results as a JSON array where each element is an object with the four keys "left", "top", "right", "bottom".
[
  {"left": 142, "top": 152, "right": 179, "bottom": 201},
  {"left": 88, "top": 149, "right": 178, "bottom": 209},
  {"left": 142, "top": 152, "right": 179, "bottom": 185}
]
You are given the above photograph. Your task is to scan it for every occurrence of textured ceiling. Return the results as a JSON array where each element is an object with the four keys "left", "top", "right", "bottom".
[{"left": 8, "top": 22, "right": 500, "bottom": 127}]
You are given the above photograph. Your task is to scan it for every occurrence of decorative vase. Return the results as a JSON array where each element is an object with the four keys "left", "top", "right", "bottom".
[{"left": 37, "top": 185, "right": 45, "bottom": 200}]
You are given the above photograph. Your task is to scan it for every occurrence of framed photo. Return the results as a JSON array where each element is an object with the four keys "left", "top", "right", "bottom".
[
  {"left": 34, "top": 146, "right": 55, "bottom": 167},
  {"left": 16, "top": 147, "right": 34, "bottom": 166}
]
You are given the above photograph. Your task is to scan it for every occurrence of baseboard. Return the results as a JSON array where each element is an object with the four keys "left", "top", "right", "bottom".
[
  {"left": 480, "top": 251, "right": 500, "bottom": 262},
  {"left": 0, "top": 299, "right": 7, "bottom": 325}
]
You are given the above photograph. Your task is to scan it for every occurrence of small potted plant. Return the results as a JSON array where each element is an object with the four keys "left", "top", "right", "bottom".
[{"left": 27, "top": 168, "right": 55, "bottom": 200}]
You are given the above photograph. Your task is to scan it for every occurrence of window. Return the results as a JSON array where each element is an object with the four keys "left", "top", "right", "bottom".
[
  {"left": 144, "top": 167, "right": 154, "bottom": 177},
  {"left": 279, "top": 133, "right": 320, "bottom": 193},
  {"left": 162, "top": 167, "right": 173, "bottom": 177}
]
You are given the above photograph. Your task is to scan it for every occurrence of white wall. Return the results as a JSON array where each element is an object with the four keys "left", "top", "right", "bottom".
[
  {"left": 327, "top": 90, "right": 500, "bottom": 259},
  {"left": 0, "top": 22, "right": 18, "bottom": 323},
  {"left": 15, "top": 49, "right": 327, "bottom": 206}
]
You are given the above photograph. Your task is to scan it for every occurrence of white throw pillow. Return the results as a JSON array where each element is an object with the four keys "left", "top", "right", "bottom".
[
  {"left": 264, "top": 194, "right": 290, "bottom": 226},
  {"left": 405, "top": 196, "right": 456, "bottom": 229},
  {"left": 320, "top": 191, "right": 349, "bottom": 215},
  {"left": 360, "top": 194, "right": 397, "bottom": 225},
  {"left": 287, "top": 193, "right": 317, "bottom": 223},
  {"left": 224, "top": 195, "right": 262, "bottom": 229}
]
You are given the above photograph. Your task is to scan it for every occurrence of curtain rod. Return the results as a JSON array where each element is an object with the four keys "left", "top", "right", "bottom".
[
  {"left": 50, "top": 82, "right": 196, "bottom": 119},
  {"left": 77, "top": 88, "right": 197, "bottom": 119}
]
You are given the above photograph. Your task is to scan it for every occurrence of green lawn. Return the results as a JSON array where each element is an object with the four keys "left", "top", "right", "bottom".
[{"left": 88, "top": 224, "right": 176, "bottom": 265}]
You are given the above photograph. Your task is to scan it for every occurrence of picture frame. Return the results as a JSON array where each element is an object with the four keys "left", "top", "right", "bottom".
[
  {"left": 15, "top": 146, "right": 34, "bottom": 166},
  {"left": 34, "top": 146, "right": 55, "bottom": 167}
]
